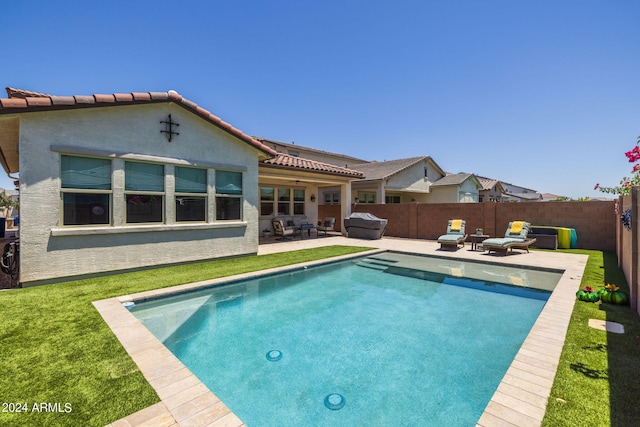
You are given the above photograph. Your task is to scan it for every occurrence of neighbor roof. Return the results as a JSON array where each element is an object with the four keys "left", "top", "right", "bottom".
[
  {"left": 476, "top": 176, "right": 505, "bottom": 193},
  {"left": 346, "top": 156, "right": 445, "bottom": 181},
  {"left": 0, "top": 87, "right": 277, "bottom": 157},
  {"left": 256, "top": 137, "right": 368, "bottom": 164},
  {"left": 262, "top": 153, "right": 364, "bottom": 178},
  {"left": 431, "top": 172, "right": 480, "bottom": 187}
]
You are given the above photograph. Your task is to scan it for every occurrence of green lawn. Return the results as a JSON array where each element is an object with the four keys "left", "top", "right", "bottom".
[
  {"left": 0, "top": 245, "right": 372, "bottom": 427},
  {"left": 1, "top": 246, "right": 638, "bottom": 427},
  {"left": 541, "top": 250, "right": 640, "bottom": 427}
]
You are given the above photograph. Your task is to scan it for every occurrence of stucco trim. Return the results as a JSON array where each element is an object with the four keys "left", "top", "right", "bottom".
[
  {"left": 50, "top": 144, "right": 249, "bottom": 172},
  {"left": 50, "top": 221, "right": 247, "bottom": 236}
]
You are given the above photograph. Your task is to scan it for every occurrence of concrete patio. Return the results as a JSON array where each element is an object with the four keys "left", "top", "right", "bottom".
[{"left": 97, "top": 235, "right": 587, "bottom": 427}]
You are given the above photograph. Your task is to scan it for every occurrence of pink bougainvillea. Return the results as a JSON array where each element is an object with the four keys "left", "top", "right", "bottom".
[{"left": 597, "top": 136, "right": 640, "bottom": 195}]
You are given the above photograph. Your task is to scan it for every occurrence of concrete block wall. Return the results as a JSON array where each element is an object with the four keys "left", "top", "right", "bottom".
[
  {"left": 321, "top": 200, "right": 617, "bottom": 251},
  {"left": 617, "top": 191, "right": 638, "bottom": 313}
]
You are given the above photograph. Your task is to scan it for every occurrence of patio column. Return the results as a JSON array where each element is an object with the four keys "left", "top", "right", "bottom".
[{"left": 340, "top": 182, "right": 352, "bottom": 236}]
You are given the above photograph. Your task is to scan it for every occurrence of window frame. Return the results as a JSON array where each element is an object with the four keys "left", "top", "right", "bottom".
[
  {"left": 175, "top": 166, "right": 208, "bottom": 222},
  {"left": 215, "top": 170, "right": 243, "bottom": 221},
  {"left": 124, "top": 161, "right": 166, "bottom": 224},
  {"left": 60, "top": 155, "right": 113, "bottom": 226}
]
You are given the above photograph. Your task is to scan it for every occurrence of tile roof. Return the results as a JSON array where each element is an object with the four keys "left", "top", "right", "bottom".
[
  {"left": 476, "top": 176, "right": 502, "bottom": 191},
  {"left": 1, "top": 87, "right": 277, "bottom": 157},
  {"left": 262, "top": 153, "right": 364, "bottom": 178},
  {"left": 346, "top": 156, "right": 435, "bottom": 181}
]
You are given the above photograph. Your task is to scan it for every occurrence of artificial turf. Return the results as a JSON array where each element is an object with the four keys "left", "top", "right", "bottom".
[{"left": 541, "top": 250, "right": 640, "bottom": 427}]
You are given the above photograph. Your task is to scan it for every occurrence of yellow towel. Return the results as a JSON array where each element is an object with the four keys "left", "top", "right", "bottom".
[
  {"left": 450, "top": 219, "right": 462, "bottom": 231},
  {"left": 509, "top": 221, "right": 525, "bottom": 234}
]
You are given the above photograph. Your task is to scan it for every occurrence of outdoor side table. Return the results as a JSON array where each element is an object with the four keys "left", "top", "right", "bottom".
[
  {"left": 297, "top": 223, "right": 317, "bottom": 239},
  {"left": 470, "top": 234, "right": 490, "bottom": 251}
]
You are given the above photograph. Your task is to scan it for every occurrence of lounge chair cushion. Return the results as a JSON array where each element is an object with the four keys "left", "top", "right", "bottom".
[
  {"left": 438, "top": 234, "right": 465, "bottom": 243},
  {"left": 481, "top": 237, "right": 525, "bottom": 247}
]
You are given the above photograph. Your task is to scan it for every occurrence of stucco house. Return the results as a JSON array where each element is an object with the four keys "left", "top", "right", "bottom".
[
  {"left": 476, "top": 175, "right": 541, "bottom": 202},
  {"left": 258, "top": 140, "right": 500, "bottom": 205},
  {"left": 0, "top": 88, "right": 361, "bottom": 285},
  {"left": 345, "top": 157, "right": 449, "bottom": 204},
  {"left": 477, "top": 176, "right": 505, "bottom": 202},
  {"left": 429, "top": 173, "right": 483, "bottom": 203}
]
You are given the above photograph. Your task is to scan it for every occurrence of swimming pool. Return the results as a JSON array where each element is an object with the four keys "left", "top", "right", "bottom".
[{"left": 130, "top": 252, "right": 561, "bottom": 426}]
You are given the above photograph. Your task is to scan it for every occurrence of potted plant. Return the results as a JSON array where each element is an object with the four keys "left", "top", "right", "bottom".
[
  {"left": 576, "top": 286, "right": 599, "bottom": 302},
  {"left": 599, "top": 283, "right": 628, "bottom": 305},
  {"left": 262, "top": 228, "right": 272, "bottom": 237},
  {"left": 476, "top": 228, "right": 483, "bottom": 235}
]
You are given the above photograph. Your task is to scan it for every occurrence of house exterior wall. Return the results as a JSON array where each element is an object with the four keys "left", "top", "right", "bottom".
[
  {"left": 18, "top": 103, "right": 260, "bottom": 285},
  {"left": 458, "top": 179, "right": 480, "bottom": 202},
  {"left": 425, "top": 186, "right": 459, "bottom": 203},
  {"left": 385, "top": 160, "right": 435, "bottom": 194}
]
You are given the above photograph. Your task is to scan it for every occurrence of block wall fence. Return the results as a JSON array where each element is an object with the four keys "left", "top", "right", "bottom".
[
  {"left": 319, "top": 200, "right": 617, "bottom": 251},
  {"left": 617, "top": 190, "right": 639, "bottom": 314}
]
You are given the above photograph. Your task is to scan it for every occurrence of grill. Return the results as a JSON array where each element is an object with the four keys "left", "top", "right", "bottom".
[{"left": 343, "top": 212, "right": 388, "bottom": 240}]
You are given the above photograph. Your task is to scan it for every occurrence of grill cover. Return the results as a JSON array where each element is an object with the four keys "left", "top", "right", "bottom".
[{"left": 344, "top": 212, "right": 388, "bottom": 239}]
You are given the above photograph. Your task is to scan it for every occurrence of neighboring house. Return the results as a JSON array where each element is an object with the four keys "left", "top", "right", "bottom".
[
  {"left": 540, "top": 193, "right": 567, "bottom": 201},
  {"left": 500, "top": 181, "right": 542, "bottom": 202},
  {"left": 344, "top": 157, "right": 448, "bottom": 204},
  {"left": 477, "top": 176, "right": 505, "bottom": 202},
  {"left": 429, "top": 173, "right": 483, "bottom": 203},
  {"left": 256, "top": 138, "right": 368, "bottom": 167},
  {"left": 0, "top": 88, "right": 361, "bottom": 285},
  {"left": 475, "top": 175, "right": 541, "bottom": 202}
]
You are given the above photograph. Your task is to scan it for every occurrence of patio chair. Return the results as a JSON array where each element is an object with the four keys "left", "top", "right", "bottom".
[
  {"left": 316, "top": 217, "right": 336, "bottom": 236},
  {"left": 437, "top": 219, "right": 467, "bottom": 250},
  {"left": 482, "top": 221, "right": 537, "bottom": 255},
  {"left": 272, "top": 219, "right": 296, "bottom": 240}
]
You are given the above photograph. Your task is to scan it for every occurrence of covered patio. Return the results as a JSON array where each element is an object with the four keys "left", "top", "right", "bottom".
[{"left": 258, "top": 153, "right": 363, "bottom": 237}]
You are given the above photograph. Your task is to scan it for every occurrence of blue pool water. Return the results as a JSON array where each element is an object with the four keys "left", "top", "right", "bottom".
[{"left": 131, "top": 253, "right": 558, "bottom": 426}]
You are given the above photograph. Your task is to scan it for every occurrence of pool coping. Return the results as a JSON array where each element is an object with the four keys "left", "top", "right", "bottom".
[{"left": 95, "top": 239, "right": 587, "bottom": 427}]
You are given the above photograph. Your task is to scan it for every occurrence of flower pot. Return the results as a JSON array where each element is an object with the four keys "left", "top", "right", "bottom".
[{"left": 601, "top": 290, "right": 628, "bottom": 305}]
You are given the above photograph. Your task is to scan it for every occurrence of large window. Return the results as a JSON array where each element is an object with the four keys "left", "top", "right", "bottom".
[
  {"left": 125, "top": 161, "right": 164, "bottom": 223},
  {"left": 293, "top": 189, "right": 305, "bottom": 215},
  {"left": 260, "top": 186, "right": 305, "bottom": 217},
  {"left": 385, "top": 195, "right": 401, "bottom": 204},
  {"left": 260, "top": 187, "right": 274, "bottom": 216},
  {"left": 61, "top": 155, "right": 112, "bottom": 225},
  {"left": 60, "top": 155, "right": 247, "bottom": 228},
  {"left": 357, "top": 192, "right": 376, "bottom": 203},
  {"left": 324, "top": 191, "right": 340, "bottom": 204},
  {"left": 175, "top": 166, "right": 207, "bottom": 222},
  {"left": 216, "top": 170, "right": 242, "bottom": 220},
  {"left": 277, "top": 188, "right": 290, "bottom": 215}
]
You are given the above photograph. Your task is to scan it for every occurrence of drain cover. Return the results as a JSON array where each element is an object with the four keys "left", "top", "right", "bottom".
[
  {"left": 266, "top": 350, "right": 283, "bottom": 361},
  {"left": 324, "top": 393, "right": 345, "bottom": 410}
]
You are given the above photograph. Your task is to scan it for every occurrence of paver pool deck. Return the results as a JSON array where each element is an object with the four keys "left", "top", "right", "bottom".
[{"left": 96, "top": 236, "right": 588, "bottom": 427}]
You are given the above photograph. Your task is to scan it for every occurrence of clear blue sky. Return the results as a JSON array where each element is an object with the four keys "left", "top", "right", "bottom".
[{"left": 2, "top": 0, "right": 639, "bottom": 199}]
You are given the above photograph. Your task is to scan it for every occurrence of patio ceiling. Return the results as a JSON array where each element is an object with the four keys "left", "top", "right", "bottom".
[
  {"left": 0, "top": 117, "right": 19, "bottom": 175},
  {"left": 259, "top": 166, "right": 358, "bottom": 186}
]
